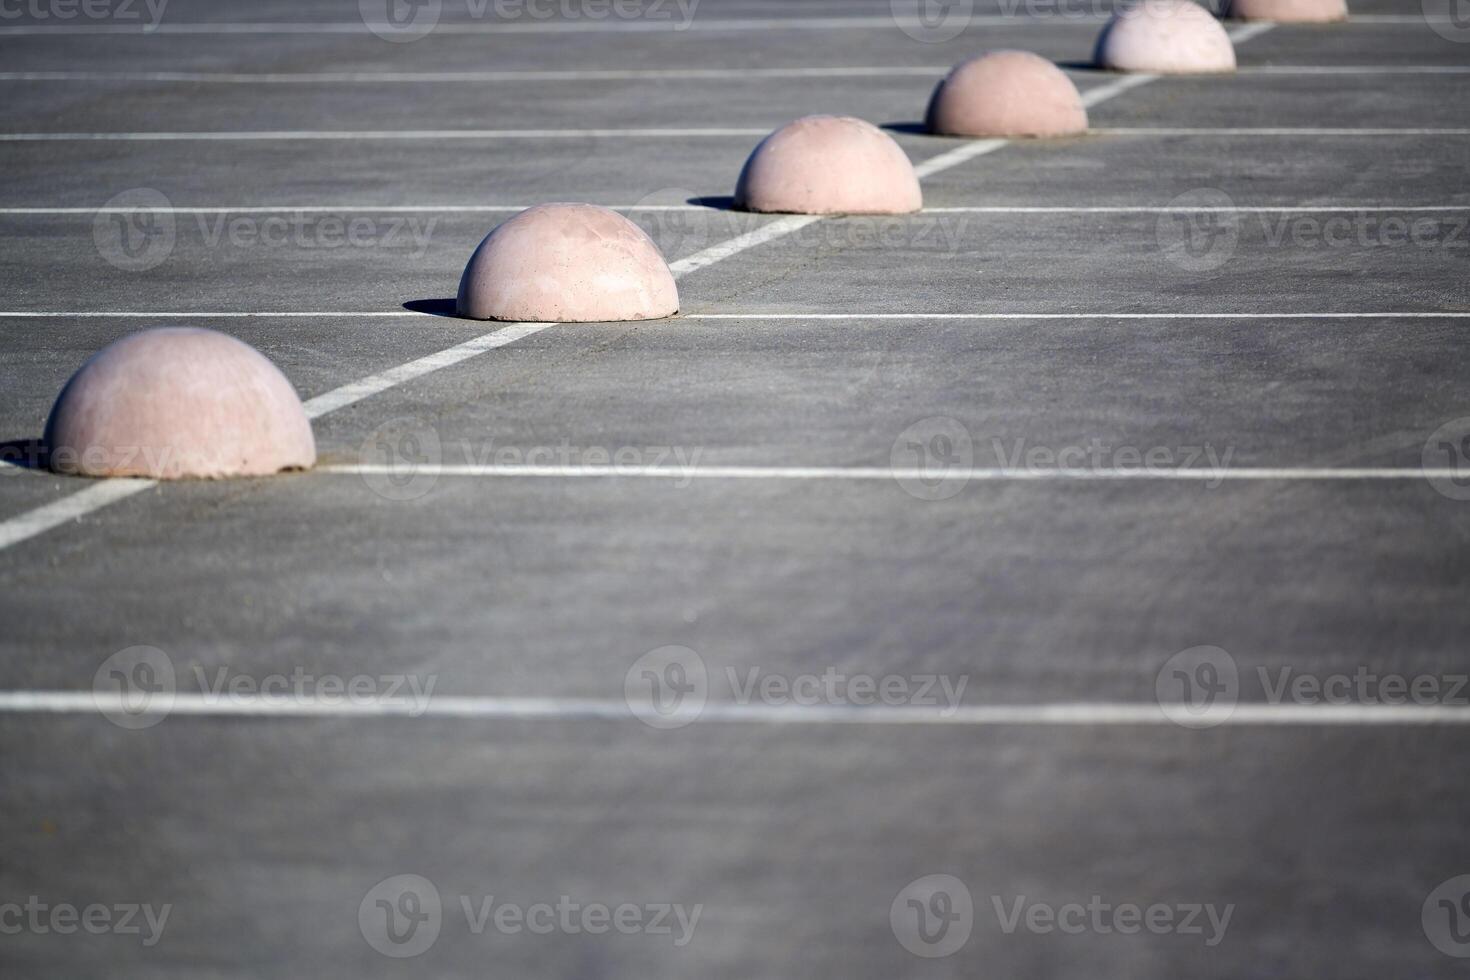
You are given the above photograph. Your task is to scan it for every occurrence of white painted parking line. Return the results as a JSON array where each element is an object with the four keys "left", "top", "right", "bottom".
[
  {"left": 911, "top": 138, "right": 1009, "bottom": 181},
  {"left": 1102, "top": 128, "right": 1470, "bottom": 136},
  {"left": 0, "top": 15, "right": 1107, "bottom": 36},
  {"left": 20, "top": 125, "right": 1465, "bottom": 143},
  {"left": 0, "top": 29, "right": 1265, "bottom": 554},
  {"left": 326, "top": 463, "right": 1463, "bottom": 482},
  {"left": 0, "top": 67, "right": 953, "bottom": 82},
  {"left": 0, "top": 311, "right": 436, "bottom": 317},
  {"left": 4, "top": 311, "right": 1465, "bottom": 320},
  {"left": 685, "top": 312, "right": 1470, "bottom": 320},
  {"left": 0, "top": 12, "right": 1447, "bottom": 36},
  {"left": 0, "top": 480, "right": 156, "bottom": 552},
  {"left": 299, "top": 321, "right": 555, "bottom": 419},
  {"left": 1239, "top": 66, "right": 1470, "bottom": 75},
  {"left": 3, "top": 690, "right": 1469, "bottom": 725},
  {"left": 667, "top": 215, "right": 822, "bottom": 276},
  {"left": 7, "top": 205, "right": 1468, "bottom": 216},
  {"left": 6, "top": 64, "right": 1458, "bottom": 84},
  {"left": 0, "top": 128, "right": 772, "bottom": 141},
  {"left": 920, "top": 206, "right": 1470, "bottom": 213}
]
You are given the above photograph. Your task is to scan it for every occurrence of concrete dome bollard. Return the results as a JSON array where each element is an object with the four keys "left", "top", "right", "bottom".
[
  {"left": 456, "top": 203, "right": 679, "bottom": 322},
  {"left": 1095, "top": 0, "right": 1237, "bottom": 74},
  {"left": 733, "top": 115, "right": 923, "bottom": 215},
  {"left": 926, "top": 51, "right": 1088, "bottom": 138},
  {"left": 44, "top": 327, "right": 316, "bottom": 479}
]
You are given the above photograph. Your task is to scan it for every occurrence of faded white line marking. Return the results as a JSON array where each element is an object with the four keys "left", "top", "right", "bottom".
[
  {"left": 3, "top": 65, "right": 1466, "bottom": 83},
  {"left": 0, "top": 34, "right": 1252, "bottom": 552},
  {"left": 3, "top": 691, "right": 1470, "bottom": 725},
  {"left": 0, "top": 480, "right": 156, "bottom": 552},
  {"left": 8, "top": 205, "right": 1468, "bottom": 216},
  {"left": 324, "top": 463, "right": 1463, "bottom": 482}
]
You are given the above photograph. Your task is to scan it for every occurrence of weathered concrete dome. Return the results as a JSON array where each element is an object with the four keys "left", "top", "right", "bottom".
[
  {"left": 1226, "top": 0, "right": 1347, "bottom": 22},
  {"left": 45, "top": 327, "right": 316, "bottom": 479},
  {"left": 733, "top": 115, "right": 923, "bottom": 215},
  {"left": 1095, "top": 0, "right": 1237, "bottom": 74},
  {"left": 926, "top": 50, "right": 1088, "bottom": 138},
  {"left": 456, "top": 203, "right": 679, "bottom": 322}
]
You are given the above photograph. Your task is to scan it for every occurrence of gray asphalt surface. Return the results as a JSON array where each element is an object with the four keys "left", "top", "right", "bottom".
[{"left": 3, "top": 0, "right": 1470, "bottom": 977}]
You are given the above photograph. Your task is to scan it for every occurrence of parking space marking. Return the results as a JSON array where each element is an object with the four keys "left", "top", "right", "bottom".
[
  {"left": 0, "top": 23, "right": 1277, "bottom": 553},
  {"left": 325, "top": 463, "right": 1466, "bottom": 482},
  {"left": 7, "top": 310, "right": 1462, "bottom": 320},
  {"left": 0, "top": 13, "right": 1449, "bottom": 36},
  {"left": 3, "top": 690, "right": 1470, "bottom": 725},
  {"left": 5, "top": 64, "right": 1461, "bottom": 84},
  {"left": 7, "top": 204, "right": 1469, "bottom": 215},
  {"left": 0, "top": 480, "right": 155, "bottom": 552}
]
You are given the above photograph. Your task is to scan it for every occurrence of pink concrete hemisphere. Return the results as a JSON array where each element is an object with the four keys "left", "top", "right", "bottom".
[
  {"left": 1226, "top": 0, "right": 1347, "bottom": 21},
  {"left": 1094, "top": 0, "right": 1237, "bottom": 74},
  {"left": 733, "top": 115, "right": 923, "bottom": 215},
  {"left": 44, "top": 327, "right": 316, "bottom": 479},
  {"left": 456, "top": 203, "right": 678, "bottom": 322},
  {"left": 925, "top": 50, "right": 1088, "bottom": 138}
]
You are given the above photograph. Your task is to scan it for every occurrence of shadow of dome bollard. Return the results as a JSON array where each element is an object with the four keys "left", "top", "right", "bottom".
[
  {"left": 1225, "top": 0, "right": 1347, "bottom": 22},
  {"left": 733, "top": 115, "right": 923, "bottom": 215},
  {"left": 926, "top": 51, "right": 1088, "bottom": 138},
  {"left": 1095, "top": 0, "right": 1237, "bottom": 74},
  {"left": 44, "top": 327, "right": 316, "bottom": 479},
  {"left": 456, "top": 203, "right": 679, "bottom": 322}
]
